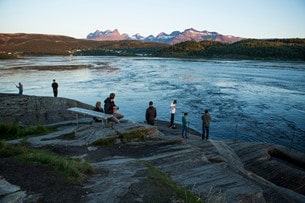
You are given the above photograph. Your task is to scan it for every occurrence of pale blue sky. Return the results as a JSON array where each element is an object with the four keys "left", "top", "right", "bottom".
[{"left": 0, "top": 0, "right": 304, "bottom": 39}]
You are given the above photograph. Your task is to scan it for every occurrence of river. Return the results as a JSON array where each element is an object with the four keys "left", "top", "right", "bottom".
[{"left": 0, "top": 56, "right": 304, "bottom": 152}]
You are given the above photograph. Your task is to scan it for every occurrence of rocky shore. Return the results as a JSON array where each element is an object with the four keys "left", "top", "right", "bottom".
[{"left": 1, "top": 93, "right": 305, "bottom": 202}]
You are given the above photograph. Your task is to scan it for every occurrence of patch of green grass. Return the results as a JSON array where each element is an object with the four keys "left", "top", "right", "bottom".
[
  {"left": 144, "top": 162, "right": 202, "bottom": 203},
  {"left": 0, "top": 141, "right": 94, "bottom": 184},
  {"left": 0, "top": 122, "right": 55, "bottom": 140},
  {"left": 0, "top": 140, "right": 26, "bottom": 157},
  {"left": 92, "top": 137, "right": 117, "bottom": 146},
  {"left": 119, "top": 127, "right": 157, "bottom": 143}
]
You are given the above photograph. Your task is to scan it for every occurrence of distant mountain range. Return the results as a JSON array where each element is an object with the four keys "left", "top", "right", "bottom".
[{"left": 87, "top": 28, "right": 244, "bottom": 44}]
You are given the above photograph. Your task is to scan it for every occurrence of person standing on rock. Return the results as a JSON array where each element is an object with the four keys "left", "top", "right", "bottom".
[
  {"left": 181, "top": 112, "right": 189, "bottom": 138},
  {"left": 201, "top": 109, "right": 211, "bottom": 140},
  {"left": 146, "top": 101, "right": 157, "bottom": 125},
  {"left": 104, "top": 92, "right": 124, "bottom": 123},
  {"left": 51, "top": 79, "right": 59, "bottom": 97},
  {"left": 168, "top": 100, "right": 177, "bottom": 128},
  {"left": 16, "top": 82, "right": 23, "bottom": 95}
]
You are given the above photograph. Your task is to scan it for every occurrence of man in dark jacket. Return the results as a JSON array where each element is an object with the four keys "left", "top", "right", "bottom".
[
  {"left": 104, "top": 92, "right": 124, "bottom": 123},
  {"left": 51, "top": 79, "right": 59, "bottom": 97},
  {"left": 146, "top": 101, "right": 157, "bottom": 125},
  {"left": 201, "top": 109, "right": 211, "bottom": 140}
]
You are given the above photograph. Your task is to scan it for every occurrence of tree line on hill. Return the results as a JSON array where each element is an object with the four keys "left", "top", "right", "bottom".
[
  {"left": 153, "top": 39, "right": 305, "bottom": 60},
  {"left": 1, "top": 33, "right": 304, "bottom": 60},
  {"left": 74, "top": 38, "right": 305, "bottom": 60}
]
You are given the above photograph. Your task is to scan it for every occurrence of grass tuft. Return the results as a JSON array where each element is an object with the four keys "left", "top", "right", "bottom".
[
  {"left": 144, "top": 162, "right": 202, "bottom": 203},
  {"left": 0, "top": 141, "right": 94, "bottom": 184},
  {"left": 92, "top": 137, "right": 117, "bottom": 146},
  {"left": 0, "top": 122, "right": 54, "bottom": 140},
  {"left": 119, "top": 127, "right": 157, "bottom": 143}
]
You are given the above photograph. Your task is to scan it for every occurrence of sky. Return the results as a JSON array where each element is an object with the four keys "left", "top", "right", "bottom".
[{"left": 0, "top": 0, "right": 305, "bottom": 39}]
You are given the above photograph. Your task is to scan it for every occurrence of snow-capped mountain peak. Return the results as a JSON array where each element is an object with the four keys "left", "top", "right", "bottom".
[{"left": 86, "top": 28, "right": 244, "bottom": 44}]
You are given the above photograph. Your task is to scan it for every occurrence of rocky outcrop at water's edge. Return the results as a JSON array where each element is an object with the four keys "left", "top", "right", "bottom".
[{"left": 0, "top": 93, "right": 305, "bottom": 202}]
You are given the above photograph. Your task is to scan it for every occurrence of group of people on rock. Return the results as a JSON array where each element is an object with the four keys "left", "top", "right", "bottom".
[
  {"left": 166, "top": 100, "right": 211, "bottom": 140},
  {"left": 15, "top": 79, "right": 59, "bottom": 97},
  {"left": 93, "top": 93, "right": 212, "bottom": 140},
  {"left": 93, "top": 93, "right": 124, "bottom": 124},
  {"left": 16, "top": 80, "right": 211, "bottom": 139}
]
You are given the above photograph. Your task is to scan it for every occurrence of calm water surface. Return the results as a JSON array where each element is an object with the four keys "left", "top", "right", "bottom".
[{"left": 1, "top": 56, "right": 304, "bottom": 152}]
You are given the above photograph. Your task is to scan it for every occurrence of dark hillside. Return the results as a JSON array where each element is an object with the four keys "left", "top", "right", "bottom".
[
  {"left": 0, "top": 33, "right": 98, "bottom": 55},
  {"left": 1, "top": 33, "right": 304, "bottom": 60},
  {"left": 0, "top": 33, "right": 167, "bottom": 56}
]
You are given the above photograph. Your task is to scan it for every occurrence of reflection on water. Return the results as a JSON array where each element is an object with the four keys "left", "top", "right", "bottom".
[{"left": 0, "top": 56, "right": 305, "bottom": 152}]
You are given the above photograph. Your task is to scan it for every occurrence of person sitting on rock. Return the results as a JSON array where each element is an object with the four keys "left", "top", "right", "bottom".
[
  {"left": 93, "top": 101, "right": 104, "bottom": 122},
  {"left": 104, "top": 93, "right": 124, "bottom": 123}
]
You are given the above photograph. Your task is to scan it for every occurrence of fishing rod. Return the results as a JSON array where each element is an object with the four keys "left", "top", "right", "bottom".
[{"left": 9, "top": 79, "right": 17, "bottom": 86}]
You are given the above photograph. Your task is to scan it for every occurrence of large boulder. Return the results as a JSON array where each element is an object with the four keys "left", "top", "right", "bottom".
[{"left": 0, "top": 93, "right": 93, "bottom": 125}]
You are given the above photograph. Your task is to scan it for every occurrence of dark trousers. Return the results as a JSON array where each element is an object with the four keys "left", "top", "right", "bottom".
[
  {"left": 53, "top": 89, "right": 58, "bottom": 97},
  {"left": 147, "top": 119, "right": 155, "bottom": 125},
  {"left": 170, "top": 113, "right": 175, "bottom": 126},
  {"left": 202, "top": 125, "right": 209, "bottom": 139},
  {"left": 182, "top": 125, "right": 188, "bottom": 137}
]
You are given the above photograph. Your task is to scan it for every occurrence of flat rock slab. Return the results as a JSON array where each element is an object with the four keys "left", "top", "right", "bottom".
[{"left": 2, "top": 120, "right": 305, "bottom": 202}]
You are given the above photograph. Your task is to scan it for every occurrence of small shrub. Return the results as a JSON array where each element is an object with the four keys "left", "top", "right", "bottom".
[{"left": 0, "top": 122, "right": 20, "bottom": 139}]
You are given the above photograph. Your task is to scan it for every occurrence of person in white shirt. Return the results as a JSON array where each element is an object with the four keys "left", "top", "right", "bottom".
[{"left": 168, "top": 100, "right": 177, "bottom": 128}]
